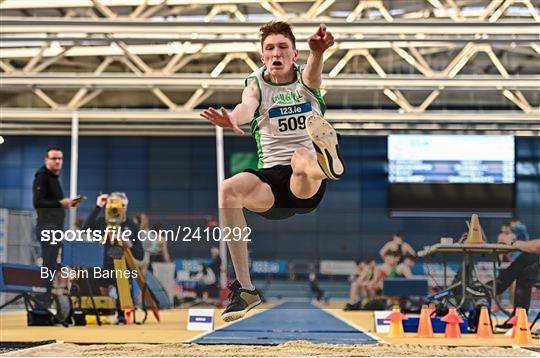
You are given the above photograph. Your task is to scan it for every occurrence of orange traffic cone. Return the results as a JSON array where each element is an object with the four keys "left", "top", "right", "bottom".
[
  {"left": 513, "top": 307, "right": 532, "bottom": 346},
  {"left": 386, "top": 306, "right": 408, "bottom": 338},
  {"left": 477, "top": 306, "right": 493, "bottom": 338},
  {"left": 465, "top": 213, "right": 485, "bottom": 244},
  {"left": 417, "top": 305, "right": 434, "bottom": 338},
  {"left": 428, "top": 302, "right": 436, "bottom": 315},
  {"left": 507, "top": 308, "right": 531, "bottom": 338},
  {"left": 442, "top": 307, "right": 463, "bottom": 338},
  {"left": 508, "top": 312, "right": 518, "bottom": 338}
]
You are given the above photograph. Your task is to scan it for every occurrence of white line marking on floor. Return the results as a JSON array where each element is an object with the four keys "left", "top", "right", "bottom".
[
  {"left": 184, "top": 300, "right": 284, "bottom": 343},
  {"left": 318, "top": 305, "right": 383, "bottom": 344}
]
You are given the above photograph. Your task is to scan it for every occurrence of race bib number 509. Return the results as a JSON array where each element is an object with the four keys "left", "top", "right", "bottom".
[{"left": 268, "top": 102, "right": 312, "bottom": 136}]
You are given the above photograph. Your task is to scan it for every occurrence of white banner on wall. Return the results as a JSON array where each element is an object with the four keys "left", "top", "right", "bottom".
[
  {"left": 0, "top": 209, "right": 7, "bottom": 262},
  {"left": 319, "top": 260, "right": 356, "bottom": 275},
  {"left": 0, "top": 208, "right": 8, "bottom": 305}
]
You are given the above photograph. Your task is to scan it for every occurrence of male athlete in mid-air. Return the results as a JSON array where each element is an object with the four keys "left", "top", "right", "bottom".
[{"left": 201, "top": 21, "right": 345, "bottom": 322}]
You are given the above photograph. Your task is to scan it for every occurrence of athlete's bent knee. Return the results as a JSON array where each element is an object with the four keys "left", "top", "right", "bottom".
[
  {"left": 291, "top": 147, "right": 311, "bottom": 173},
  {"left": 219, "top": 179, "right": 244, "bottom": 208}
]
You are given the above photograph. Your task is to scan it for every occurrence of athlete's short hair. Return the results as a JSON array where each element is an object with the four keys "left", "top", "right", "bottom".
[{"left": 259, "top": 21, "right": 296, "bottom": 49}]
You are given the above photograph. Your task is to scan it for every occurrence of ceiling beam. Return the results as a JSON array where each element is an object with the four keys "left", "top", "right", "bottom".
[
  {"left": 2, "top": 19, "right": 539, "bottom": 36},
  {"left": 2, "top": 109, "right": 539, "bottom": 122},
  {"left": 2, "top": 74, "right": 539, "bottom": 90}
]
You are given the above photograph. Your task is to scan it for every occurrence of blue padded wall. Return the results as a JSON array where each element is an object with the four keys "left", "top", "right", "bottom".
[{"left": 1, "top": 135, "right": 538, "bottom": 261}]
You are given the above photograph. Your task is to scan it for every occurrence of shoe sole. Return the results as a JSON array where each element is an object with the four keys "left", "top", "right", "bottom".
[
  {"left": 221, "top": 299, "right": 262, "bottom": 322},
  {"left": 306, "top": 115, "right": 345, "bottom": 180}
]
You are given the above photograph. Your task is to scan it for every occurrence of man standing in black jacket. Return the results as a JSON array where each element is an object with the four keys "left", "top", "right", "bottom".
[{"left": 33, "top": 147, "right": 77, "bottom": 297}]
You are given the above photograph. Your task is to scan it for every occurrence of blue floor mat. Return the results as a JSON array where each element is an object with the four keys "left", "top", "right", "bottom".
[{"left": 194, "top": 301, "right": 378, "bottom": 345}]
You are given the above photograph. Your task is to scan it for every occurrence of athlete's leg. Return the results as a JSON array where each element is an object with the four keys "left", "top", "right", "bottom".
[
  {"left": 360, "top": 285, "right": 369, "bottom": 300},
  {"left": 289, "top": 147, "right": 326, "bottom": 199},
  {"left": 366, "top": 284, "right": 376, "bottom": 300},
  {"left": 219, "top": 172, "right": 274, "bottom": 288},
  {"left": 349, "top": 277, "right": 362, "bottom": 303}
]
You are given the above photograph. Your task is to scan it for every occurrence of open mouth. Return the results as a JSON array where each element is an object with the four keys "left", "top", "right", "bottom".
[{"left": 272, "top": 60, "right": 283, "bottom": 67}]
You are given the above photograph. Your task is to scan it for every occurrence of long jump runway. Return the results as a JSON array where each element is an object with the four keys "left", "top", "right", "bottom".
[{"left": 193, "top": 301, "right": 379, "bottom": 345}]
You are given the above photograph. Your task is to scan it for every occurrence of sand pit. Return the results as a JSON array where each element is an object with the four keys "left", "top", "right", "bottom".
[{"left": 3, "top": 341, "right": 537, "bottom": 357}]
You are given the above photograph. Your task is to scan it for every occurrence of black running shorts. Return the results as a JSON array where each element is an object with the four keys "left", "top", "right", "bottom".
[{"left": 244, "top": 165, "right": 326, "bottom": 220}]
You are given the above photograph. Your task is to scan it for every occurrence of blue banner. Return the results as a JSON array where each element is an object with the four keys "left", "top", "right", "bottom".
[
  {"left": 251, "top": 260, "right": 287, "bottom": 274},
  {"left": 268, "top": 102, "right": 312, "bottom": 118}
]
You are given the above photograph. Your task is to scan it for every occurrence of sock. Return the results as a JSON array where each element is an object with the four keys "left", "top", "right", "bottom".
[{"left": 241, "top": 283, "right": 255, "bottom": 291}]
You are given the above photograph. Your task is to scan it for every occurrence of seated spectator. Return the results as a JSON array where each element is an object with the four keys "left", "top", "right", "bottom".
[
  {"left": 345, "top": 258, "right": 377, "bottom": 310},
  {"left": 145, "top": 224, "right": 172, "bottom": 271},
  {"left": 192, "top": 263, "right": 217, "bottom": 299},
  {"left": 373, "top": 253, "right": 400, "bottom": 308},
  {"left": 376, "top": 253, "right": 398, "bottom": 289},
  {"left": 386, "top": 255, "right": 421, "bottom": 310},
  {"left": 509, "top": 216, "right": 529, "bottom": 260},
  {"left": 192, "top": 247, "right": 222, "bottom": 301},
  {"left": 388, "top": 255, "right": 416, "bottom": 278},
  {"left": 510, "top": 216, "right": 529, "bottom": 242},
  {"left": 379, "top": 233, "right": 416, "bottom": 263},
  {"left": 350, "top": 256, "right": 395, "bottom": 311},
  {"left": 208, "top": 246, "right": 222, "bottom": 287},
  {"left": 497, "top": 221, "right": 514, "bottom": 262},
  {"left": 348, "top": 259, "right": 366, "bottom": 298},
  {"left": 309, "top": 272, "right": 328, "bottom": 304}
]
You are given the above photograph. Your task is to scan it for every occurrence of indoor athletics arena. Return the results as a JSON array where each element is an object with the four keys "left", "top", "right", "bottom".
[{"left": 0, "top": 0, "right": 539, "bottom": 357}]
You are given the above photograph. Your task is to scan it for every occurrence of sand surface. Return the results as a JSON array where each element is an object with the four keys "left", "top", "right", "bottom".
[
  {"left": 3, "top": 341, "right": 538, "bottom": 357},
  {"left": 2, "top": 300, "right": 538, "bottom": 356}
]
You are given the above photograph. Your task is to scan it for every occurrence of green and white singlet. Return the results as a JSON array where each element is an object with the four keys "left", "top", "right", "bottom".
[{"left": 246, "top": 64, "right": 327, "bottom": 169}]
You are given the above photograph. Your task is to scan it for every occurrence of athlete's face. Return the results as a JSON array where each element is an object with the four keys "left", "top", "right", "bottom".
[{"left": 261, "top": 34, "right": 298, "bottom": 78}]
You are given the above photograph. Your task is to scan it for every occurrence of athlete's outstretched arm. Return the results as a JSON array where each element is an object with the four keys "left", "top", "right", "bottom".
[
  {"left": 200, "top": 81, "right": 259, "bottom": 136},
  {"left": 303, "top": 23, "right": 334, "bottom": 90}
]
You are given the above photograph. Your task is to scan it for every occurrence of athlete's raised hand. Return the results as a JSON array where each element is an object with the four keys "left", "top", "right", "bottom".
[
  {"left": 308, "top": 23, "right": 334, "bottom": 54},
  {"left": 201, "top": 107, "right": 245, "bottom": 136}
]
